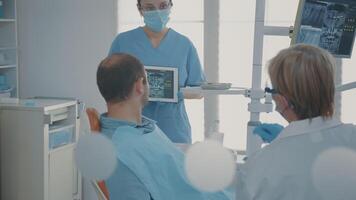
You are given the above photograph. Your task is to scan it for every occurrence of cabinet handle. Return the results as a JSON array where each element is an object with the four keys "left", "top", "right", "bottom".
[{"left": 44, "top": 114, "right": 51, "bottom": 124}]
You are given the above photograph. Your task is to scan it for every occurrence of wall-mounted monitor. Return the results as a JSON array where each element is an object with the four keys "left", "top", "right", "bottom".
[
  {"left": 291, "top": 0, "right": 356, "bottom": 58},
  {"left": 145, "top": 66, "right": 178, "bottom": 103}
]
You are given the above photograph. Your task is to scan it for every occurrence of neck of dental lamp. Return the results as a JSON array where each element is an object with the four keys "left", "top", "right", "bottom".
[{"left": 336, "top": 81, "right": 356, "bottom": 92}]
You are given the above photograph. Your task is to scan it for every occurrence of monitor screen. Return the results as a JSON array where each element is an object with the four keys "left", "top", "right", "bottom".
[
  {"left": 145, "top": 66, "right": 178, "bottom": 103},
  {"left": 292, "top": 0, "right": 356, "bottom": 58}
]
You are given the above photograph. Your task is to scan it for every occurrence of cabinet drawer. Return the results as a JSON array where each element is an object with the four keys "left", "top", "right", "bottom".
[{"left": 49, "top": 125, "right": 74, "bottom": 149}]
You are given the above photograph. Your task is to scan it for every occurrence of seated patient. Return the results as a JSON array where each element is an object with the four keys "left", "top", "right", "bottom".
[
  {"left": 236, "top": 44, "right": 356, "bottom": 199},
  {"left": 96, "top": 53, "right": 232, "bottom": 200}
]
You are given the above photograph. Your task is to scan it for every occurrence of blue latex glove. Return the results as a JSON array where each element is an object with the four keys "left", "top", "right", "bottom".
[{"left": 253, "top": 123, "right": 284, "bottom": 143}]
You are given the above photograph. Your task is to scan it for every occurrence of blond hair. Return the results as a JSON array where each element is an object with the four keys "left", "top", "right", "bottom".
[{"left": 268, "top": 44, "right": 335, "bottom": 120}]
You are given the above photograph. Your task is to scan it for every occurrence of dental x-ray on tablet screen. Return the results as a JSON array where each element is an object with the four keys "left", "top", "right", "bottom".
[{"left": 145, "top": 66, "right": 178, "bottom": 103}]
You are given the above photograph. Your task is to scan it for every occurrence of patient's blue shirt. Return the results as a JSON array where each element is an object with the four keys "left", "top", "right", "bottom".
[
  {"left": 100, "top": 114, "right": 233, "bottom": 200},
  {"left": 100, "top": 114, "right": 154, "bottom": 200}
]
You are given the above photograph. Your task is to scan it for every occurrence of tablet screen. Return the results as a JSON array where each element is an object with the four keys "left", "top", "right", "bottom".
[{"left": 145, "top": 66, "right": 178, "bottom": 102}]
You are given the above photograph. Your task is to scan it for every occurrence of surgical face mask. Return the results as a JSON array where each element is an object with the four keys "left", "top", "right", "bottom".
[
  {"left": 143, "top": 9, "right": 170, "bottom": 32},
  {"left": 274, "top": 96, "right": 295, "bottom": 119}
]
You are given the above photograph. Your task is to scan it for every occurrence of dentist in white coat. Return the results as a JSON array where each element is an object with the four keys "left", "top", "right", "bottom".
[{"left": 236, "top": 44, "right": 356, "bottom": 200}]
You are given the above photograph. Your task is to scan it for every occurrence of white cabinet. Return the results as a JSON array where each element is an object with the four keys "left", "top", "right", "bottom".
[
  {"left": 0, "top": 0, "right": 18, "bottom": 98},
  {"left": 0, "top": 99, "right": 81, "bottom": 200},
  {"left": 49, "top": 146, "right": 77, "bottom": 200}
]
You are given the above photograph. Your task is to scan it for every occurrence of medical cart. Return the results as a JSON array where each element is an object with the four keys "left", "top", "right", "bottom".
[{"left": 0, "top": 98, "right": 81, "bottom": 200}]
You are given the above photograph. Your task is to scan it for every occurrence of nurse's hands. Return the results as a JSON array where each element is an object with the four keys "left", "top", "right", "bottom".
[
  {"left": 180, "top": 90, "right": 204, "bottom": 99},
  {"left": 253, "top": 123, "right": 284, "bottom": 143}
]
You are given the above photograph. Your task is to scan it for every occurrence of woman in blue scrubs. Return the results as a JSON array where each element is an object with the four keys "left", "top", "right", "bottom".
[{"left": 109, "top": 0, "right": 205, "bottom": 143}]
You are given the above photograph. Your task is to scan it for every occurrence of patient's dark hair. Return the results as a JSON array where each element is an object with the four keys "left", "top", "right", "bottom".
[{"left": 97, "top": 53, "right": 146, "bottom": 103}]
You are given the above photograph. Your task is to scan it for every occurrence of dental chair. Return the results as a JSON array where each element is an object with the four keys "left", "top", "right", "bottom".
[
  {"left": 91, "top": 180, "right": 108, "bottom": 200},
  {"left": 86, "top": 108, "right": 110, "bottom": 200}
]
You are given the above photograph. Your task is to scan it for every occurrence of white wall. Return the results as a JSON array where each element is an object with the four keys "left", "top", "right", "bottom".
[
  {"left": 17, "top": 1, "right": 117, "bottom": 199},
  {"left": 17, "top": 0, "right": 117, "bottom": 112}
]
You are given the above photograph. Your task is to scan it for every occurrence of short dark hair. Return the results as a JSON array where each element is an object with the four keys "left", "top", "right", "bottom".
[
  {"left": 137, "top": 0, "right": 172, "bottom": 7},
  {"left": 97, "top": 53, "right": 146, "bottom": 103}
]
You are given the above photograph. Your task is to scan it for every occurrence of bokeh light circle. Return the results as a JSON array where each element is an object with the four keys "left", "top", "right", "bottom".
[
  {"left": 184, "top": 140, "right": 236, "bottom": 192},
  {"left": 312, "top": 147, "right": 356, "bottom": 200},
  {"left": 75, "top": 134, "right": 117, "bottom": 180}
]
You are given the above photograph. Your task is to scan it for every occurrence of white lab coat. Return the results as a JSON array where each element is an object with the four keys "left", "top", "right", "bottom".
[{"left": 236, "top": 116, "right": 356, "bottom": 200}]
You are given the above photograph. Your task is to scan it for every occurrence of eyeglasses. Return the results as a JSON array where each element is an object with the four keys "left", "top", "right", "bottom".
[
  {"left": 265, "top": 87, "right": 278, "bottom": 95},
  {"left": 140, "top": 2, "right": 172, "bottom": 11},
  {"left": 266, "top": 87, "right": 296, "bottom": 107}
]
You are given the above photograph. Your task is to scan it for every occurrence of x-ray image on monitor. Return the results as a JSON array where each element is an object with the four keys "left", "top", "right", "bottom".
[
  {"left": 292, "top": 0, "right": 356, "bottom": 58},
  {"left": 145, "top": 66, "right": 178, "bottom": 103}
]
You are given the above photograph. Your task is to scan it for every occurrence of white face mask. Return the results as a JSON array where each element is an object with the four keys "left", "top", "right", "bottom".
[{"left": 274, "top": 96, "right": 297, "bottom": 122}]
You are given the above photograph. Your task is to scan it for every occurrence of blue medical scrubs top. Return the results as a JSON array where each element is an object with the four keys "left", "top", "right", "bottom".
[
  {"left": 109, "top": 27, "right": 206, "bottom": 143},
  {"left": 100, "top": 114, "right": 154, "bottom": 200}
]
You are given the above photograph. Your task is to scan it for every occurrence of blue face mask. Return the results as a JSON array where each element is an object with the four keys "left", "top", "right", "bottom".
[{"left": 143, "top": 9, "right": 170, "bottom": 32}]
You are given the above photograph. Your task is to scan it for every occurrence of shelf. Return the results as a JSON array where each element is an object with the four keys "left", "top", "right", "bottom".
[
  {"left": 0, "top": 19, "right": 16, "bottom": 22},
  {"left": 0, "top": 0, "right": 19, "bottom": 101},
  {"left": 0, "top": 64, "right": 16, "bottom": 69},
  {"left": 181, "top": 87, "right": 248, "bottom": 96},
  {"left": 0, "top": 46, "right": 17, "bottom": 50}
]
